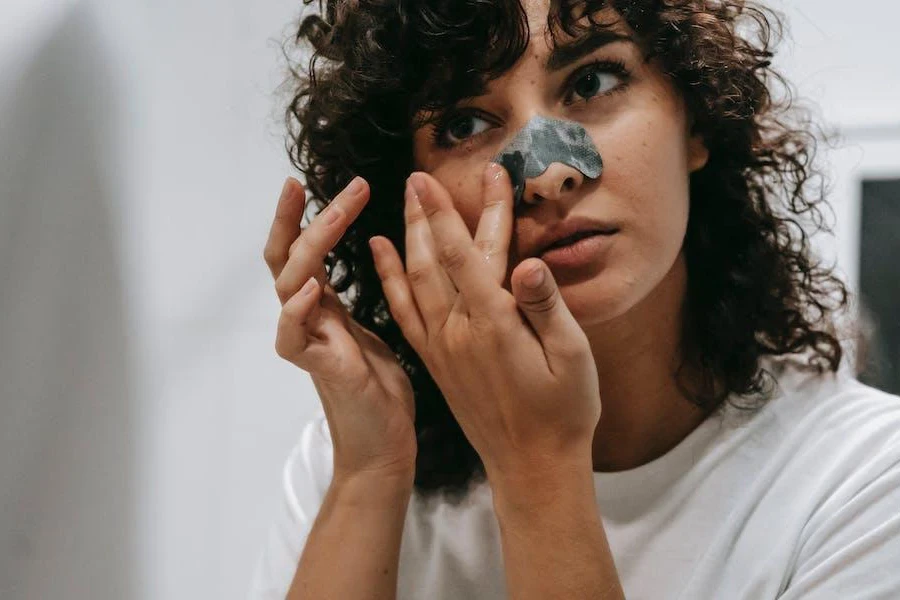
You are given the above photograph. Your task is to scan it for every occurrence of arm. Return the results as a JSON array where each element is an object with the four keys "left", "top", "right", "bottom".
[
  {"left": 287, "top": 470, "right": 413, "bottom": 600},
  {"left": 491, "top": 460, "right": 625, "bottom": 600}
]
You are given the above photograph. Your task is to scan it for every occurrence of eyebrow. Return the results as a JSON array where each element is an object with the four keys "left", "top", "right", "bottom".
[{"left": 545, "top": 30, "right": 633, "bottom": 72}]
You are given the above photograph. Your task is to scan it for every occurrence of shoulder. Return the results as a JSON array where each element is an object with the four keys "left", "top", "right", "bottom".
[
  {"left": 704, "top": 364, "right": 900, "bottom": 514},
  {"left": 709, "top": 364, "right": 900, "bottom": 470},
  {"left": 760, "top": 369, "right": 900, "bottom": 597},
  {"left": 766, "top": 366, "right": 900, "bottom": 455},
  {"left": 747, "top": 366, "right": 900, "bottom": 532}
]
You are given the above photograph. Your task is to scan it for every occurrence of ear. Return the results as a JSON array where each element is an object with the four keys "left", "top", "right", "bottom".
[
  {"left": 686, "top": 115, "right": 709, "bottom": 173},
  {"left": 687, "top": 130, "right": 709, "bottom": 173}
]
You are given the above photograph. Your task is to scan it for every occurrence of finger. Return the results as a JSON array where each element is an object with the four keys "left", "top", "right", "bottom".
[
  {"left": 369, "top": 235, "right": 427, "bottom": 351},
  {"left": 408, "top": 172, "right": 500, "bottom": 313},
  {"left": 275, "top": 176, "right": 369, "bottom": 305},
  {"left": 510, "top": 259, "right": 584, "bottom": 370},
  {"left": 277, "top": 276, "right": 372, "bottom": 389},
  {"left": 264, "top": 177, "right": 306, "bottom": 279},
  {"left": 275, "top": 276, "right": 324, "bottom": 364},
  {"left": 288, "top": 234, "right": 331, "bottom": 292},
  {"left": 472, "top": 162, "right": 514, "bottom": 285},
  {"left": 402, "top": 174, "right": 457, "bottom": 331}
]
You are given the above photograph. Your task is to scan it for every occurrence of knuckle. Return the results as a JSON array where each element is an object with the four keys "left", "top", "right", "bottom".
[
  {"left": 518, "top": 288, "right": 557, "bottom": 313},
  {"left": 556, "top": 341, "right": 586, "bottom": 361},
  {"left": 387, "top": 298, "right": 409, "bottom": 325},
  {"left": 474, "top": 238, "right": 500, "bottom": 258},
  {"left": 274, "top": 338, "right": 291, "bottom": 361},
  {"left": 273, "top": 330, "right": 298, "bottom": 362},
  {"left": 274, "top": 277, "right": 295, "bottom": 303},
  {"left": 280, "top": 298, "right": 306, "bottom": 320},
  {"left": 405, "top": 207, "right": 428, "bottom": 225},
  {"left": 490, "top": 298, "right": 520, "bottom": 331},
  {"left": 442, "top": 328, "right": 468, "bottom": 356},
  {"left": 406, "top": 265, "right": 432, "bottom": 287},
  {"left": 468, "top": 313, "right": 497, "bottom": 339},
  {"left": 418, "top": 200, "right": 440, "bottom": 219},
  {"left": 288, "top": 235, "right": 302, "bottom": 257},
  {"left": 262, "top": 244, "right": 283, "bottom": 268},
  {"left": 293, "top": 231, "right": 316, "bottom": 255},
  {"left": 388, "top": 305, "right": 407, "bottom": 330},
  {"left": 495, "top": 294, "right": 519, "bottom": 316},
  {"left": 476, "top": 308, "right": 517, "bottom": 343},
  {"left": 437, "top": 243, "right": 467, "bottom": 272}
]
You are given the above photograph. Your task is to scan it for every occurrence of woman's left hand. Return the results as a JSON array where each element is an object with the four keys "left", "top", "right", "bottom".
[{"left": 368, "top": 162, "right": 601, "bottom": 480}]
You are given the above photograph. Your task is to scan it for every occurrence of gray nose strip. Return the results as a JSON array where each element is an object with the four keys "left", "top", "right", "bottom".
[{"left": 492, "top": 115, "right": 603, "bottom": 209}]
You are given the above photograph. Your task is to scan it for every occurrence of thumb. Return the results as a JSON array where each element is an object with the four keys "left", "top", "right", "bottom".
[{"left": 511, "top": 259, "right": 581, "bottom": 358}]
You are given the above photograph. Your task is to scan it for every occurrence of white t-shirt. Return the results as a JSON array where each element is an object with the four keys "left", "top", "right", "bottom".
[{"left": 249, "top": 368, "right": 900, "bottom": 599}]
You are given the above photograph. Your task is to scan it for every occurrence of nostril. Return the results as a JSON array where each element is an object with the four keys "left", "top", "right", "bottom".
[{"left": 562, "top": 177, "right": 576, "bottom": 191}]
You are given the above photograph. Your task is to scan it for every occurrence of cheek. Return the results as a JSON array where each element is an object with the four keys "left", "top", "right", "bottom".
[
  {"left": 428, "top": 162, "right": 486, "bottom": 235},
  {"left": 600, "top": 107, "right": 691, "bottom": 242}
]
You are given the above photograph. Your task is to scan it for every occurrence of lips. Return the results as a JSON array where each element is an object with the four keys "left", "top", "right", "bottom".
[
  {"left": 528, "top": 216, "right": 620, "bottom": 258},
  {"left": 543, "top": 230, "right": 606, "bottom": 252}
]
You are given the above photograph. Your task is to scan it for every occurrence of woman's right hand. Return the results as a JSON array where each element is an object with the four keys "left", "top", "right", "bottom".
[{"left": 264, "top": 176, "right": 417, "bottom": 484}]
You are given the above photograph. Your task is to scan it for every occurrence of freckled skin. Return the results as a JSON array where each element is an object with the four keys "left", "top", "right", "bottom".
[{"left": 411, "top": 2, "right": 709, "bottom": 331}]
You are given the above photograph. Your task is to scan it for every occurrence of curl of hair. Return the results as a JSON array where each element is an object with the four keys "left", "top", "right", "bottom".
[{"left": 280, "top": 0, "right": 851, "bottom": 502}]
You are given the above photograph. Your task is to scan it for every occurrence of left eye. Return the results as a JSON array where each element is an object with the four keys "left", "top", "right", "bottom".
[
  {"left": 441, "top": 115, "right": 492, "bottom": 145},
  {"left": 570, "top": 69, "right": 620, "bottom": 101}
]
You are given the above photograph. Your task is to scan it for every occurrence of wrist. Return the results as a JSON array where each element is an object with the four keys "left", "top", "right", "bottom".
[
  {"left": 331, "top": 467, "right": 416, "bottom": 507},
  {"left": 488, "top": 455, "right": 596, "bottom": 518}
]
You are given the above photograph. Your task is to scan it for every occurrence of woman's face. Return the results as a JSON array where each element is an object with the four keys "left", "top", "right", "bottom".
[{"left": 411, "top": 1, "right": 708, "bottom": 328}]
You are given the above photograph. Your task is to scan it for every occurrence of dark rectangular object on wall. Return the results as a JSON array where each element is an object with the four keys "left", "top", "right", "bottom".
[{"left": 858, "top": 178, "right": 900, "bottom": 393}]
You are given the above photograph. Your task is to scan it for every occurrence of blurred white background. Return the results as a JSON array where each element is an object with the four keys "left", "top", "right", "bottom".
[{"left": 0, "top": 0, "right": 898, "bottom": 598}]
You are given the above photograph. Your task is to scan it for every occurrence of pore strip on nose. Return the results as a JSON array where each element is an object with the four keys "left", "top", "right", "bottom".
[{"left": 492, "top": 114, "right": 603, "bottom": 210}]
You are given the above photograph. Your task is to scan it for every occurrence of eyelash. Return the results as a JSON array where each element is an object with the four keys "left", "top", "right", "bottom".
[{"left": 429, "top": 58, "right": 631, "bottom": 149}]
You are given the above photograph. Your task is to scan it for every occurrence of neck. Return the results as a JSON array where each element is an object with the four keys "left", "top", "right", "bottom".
[{"left": 583, "top": 251, "right": 710, "bottom": 472}]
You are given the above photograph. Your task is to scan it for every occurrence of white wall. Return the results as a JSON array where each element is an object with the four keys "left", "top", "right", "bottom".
[
  {"left": 1, "top": 3, "right": 137, "bottom": 598},
  {"left": 1, "top": 1, "right": 317, "bottom": 598},
  {"left": 0, "top": 1, "right": 897, "bottom": 599}
]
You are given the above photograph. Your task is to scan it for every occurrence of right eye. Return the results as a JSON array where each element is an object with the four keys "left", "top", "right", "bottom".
[{"left": 432, "top": 112, "right": 494, "bottom": 148}]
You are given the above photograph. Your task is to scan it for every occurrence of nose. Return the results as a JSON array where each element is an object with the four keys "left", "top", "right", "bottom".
[{"left": 520, "top": 162, "right": 585, "bottom": 207}]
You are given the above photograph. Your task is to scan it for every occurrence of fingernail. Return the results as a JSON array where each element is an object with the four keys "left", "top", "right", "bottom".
[
  {"left": 281, "top": 177, "right": 292, "bottom": 198},
  {"left": 408, "top": 173, "right": 427, "bottom": 203},
  {"left": 524, "top": 266, "right": 545, "bottom": 288},
  {"left": 300, "top": 276, "right": 317, "bottom": 296},
  {"left": 347, "top": 176, "right": 364, "bottom": 195}
]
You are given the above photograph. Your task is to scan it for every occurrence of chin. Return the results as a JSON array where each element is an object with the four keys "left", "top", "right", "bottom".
[
  {"left": 556, "top": 267, "right": 636, "bottom": 327},
  {"left": 561, "top": 248, "right": 687, "bottom": 329}
]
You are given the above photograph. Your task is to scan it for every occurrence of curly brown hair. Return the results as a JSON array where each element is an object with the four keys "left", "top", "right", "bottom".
[{"left": 279, "top": 0, "right": 852, "bottom": 502}]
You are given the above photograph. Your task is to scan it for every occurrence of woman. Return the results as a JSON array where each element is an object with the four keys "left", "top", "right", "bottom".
[{"left": 251, "top": 0, "right": 900, "bottom": 598}]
